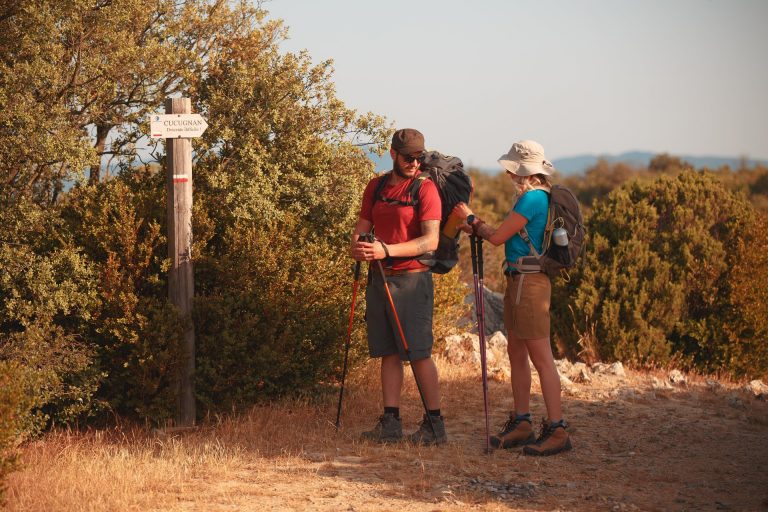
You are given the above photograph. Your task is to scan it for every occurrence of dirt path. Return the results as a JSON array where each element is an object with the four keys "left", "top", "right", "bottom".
[{"left": 7, "top": 358, "right": 768, "bottom": 511}]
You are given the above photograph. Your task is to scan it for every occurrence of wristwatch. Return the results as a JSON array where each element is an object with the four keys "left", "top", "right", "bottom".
[{"left": 466, "top": 214, "right": 476, "bottom": 226}]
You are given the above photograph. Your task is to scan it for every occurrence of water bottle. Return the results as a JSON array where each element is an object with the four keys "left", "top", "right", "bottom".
[{"left": 553, "top": 227, "right": 569, "bottom": 247}]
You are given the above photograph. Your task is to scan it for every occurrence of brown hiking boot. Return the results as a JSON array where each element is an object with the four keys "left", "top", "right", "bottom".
[
  {"left": 407, "top": 414, "right": 447, "bottom": 445},
  {"left": 490, "top": 414, "right": 535, "bottom": 449},
  {"left": 522, "top": 419, "right": 572, "bottom": 456},
  {"left": 361, "top": 413, "right": 403, "bottom": 443}
]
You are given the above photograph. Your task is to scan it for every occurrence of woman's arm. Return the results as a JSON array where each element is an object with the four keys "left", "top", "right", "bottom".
[{"left": 452, "top": 203, "right": 528, "bottom": 247}]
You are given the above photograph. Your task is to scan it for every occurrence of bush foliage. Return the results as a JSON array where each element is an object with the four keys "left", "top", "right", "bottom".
[
  {"left": 552, "top": 170, "right": 767, "bottom": 378},
  {"left": 0, "top": 0, "right": 393, "bottom": 439}
]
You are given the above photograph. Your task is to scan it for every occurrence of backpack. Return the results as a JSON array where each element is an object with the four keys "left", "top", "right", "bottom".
[
  {"left": 515, "top": 185, "right": 585, "bottom": 277},
  {"left": 373, "top": 150, "right": 473, "bottom": 274}
]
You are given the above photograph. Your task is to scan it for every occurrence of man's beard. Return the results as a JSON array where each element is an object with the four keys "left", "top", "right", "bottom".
[{"left": 393, "top": 159, "right": 411, "bottom": 179}]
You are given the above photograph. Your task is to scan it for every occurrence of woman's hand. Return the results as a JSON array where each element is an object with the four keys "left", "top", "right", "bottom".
[{"left": 452, "top": 202, "right": 473, "bottom": 220}]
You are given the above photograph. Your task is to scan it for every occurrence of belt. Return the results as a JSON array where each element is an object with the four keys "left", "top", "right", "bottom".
[
  {"left": 381, "top": 266, "right": 431, "bottom": 277},
  {"left": 504, "top": 267, "right": 520, "bottom": 276}
]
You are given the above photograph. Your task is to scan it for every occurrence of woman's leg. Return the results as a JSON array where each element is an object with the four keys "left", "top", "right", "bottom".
[
  {"left": 507, "top": 331, "right": 532, "bottom": 415},
  {"left": 524, "top": 337, "right": 562, "bottom": 422}
]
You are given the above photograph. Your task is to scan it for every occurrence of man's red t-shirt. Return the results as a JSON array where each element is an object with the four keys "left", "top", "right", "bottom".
[{"left": 360, "top": 173, "right": 442, "bottom": 270}]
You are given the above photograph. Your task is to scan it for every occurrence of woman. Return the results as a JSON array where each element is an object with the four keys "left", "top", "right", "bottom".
[{"left": 453, "top": 140, "right": 571, "bottom": 456}]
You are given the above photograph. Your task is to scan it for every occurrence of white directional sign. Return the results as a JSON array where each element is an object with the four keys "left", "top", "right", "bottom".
[{"left": 150, "top": 114, "right": 208, "bottom": 138}]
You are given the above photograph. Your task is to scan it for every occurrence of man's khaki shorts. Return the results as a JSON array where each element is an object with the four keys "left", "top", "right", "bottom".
[{"left": 503, "top": 272, "right": 551, "bottom": 340}]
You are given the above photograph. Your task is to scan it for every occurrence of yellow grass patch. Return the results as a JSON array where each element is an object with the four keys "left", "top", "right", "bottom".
[{"left": 6, "top": 358, "right": 768, "bottom": 511}]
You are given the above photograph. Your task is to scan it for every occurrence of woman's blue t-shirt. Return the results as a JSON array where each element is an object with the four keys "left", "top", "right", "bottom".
[{"left": 504, "top": 189, "right": 550, "bottom": 263}]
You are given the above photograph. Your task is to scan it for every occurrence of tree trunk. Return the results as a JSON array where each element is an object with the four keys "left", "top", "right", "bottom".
[{"left": 89, "top": 123, "right": 112, "bottom": 185}]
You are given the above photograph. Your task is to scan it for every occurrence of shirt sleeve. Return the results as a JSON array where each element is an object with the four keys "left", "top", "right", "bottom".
[
  {"left": 417, "top": 179, "right": 442, "bottom": 222},
  {"left": 359, "top": 177, "right": 380, "bottom": 222}
]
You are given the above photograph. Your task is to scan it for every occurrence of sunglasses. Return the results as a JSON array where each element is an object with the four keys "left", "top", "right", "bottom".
[{"left": 400, "top": 153, "right": 421, "bottom": 164}]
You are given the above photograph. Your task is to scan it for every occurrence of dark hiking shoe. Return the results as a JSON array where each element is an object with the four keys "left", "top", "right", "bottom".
[
  {"left": 407, "top": 414, "right": 447, "bottom": 445},
  {"left": 490, "top": 414, "right": 535, "bottom": 449},
  {"left": 522, "top": 419, "right": 572, "bottom": 456},
  {"left": 361, "top": 413, "right": 403, "bottom": 443}
]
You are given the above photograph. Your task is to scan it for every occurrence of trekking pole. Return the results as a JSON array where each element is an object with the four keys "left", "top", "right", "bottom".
[
  {"left": 471, "top": 234, "right": 491, "bottom": 453},
  {"left": 335, "top": 259, "right": 363, "bottom": 430},
  {"left": 364, "top": 233, "right": 437, "bottom": 436}
]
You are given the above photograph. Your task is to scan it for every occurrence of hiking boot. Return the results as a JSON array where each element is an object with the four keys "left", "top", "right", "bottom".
[
  {"left": 407, "top": 414, "right": 447, "bottom": 445},
  {"left": 361, "top": 413, "right": 403, "bottom": 443},
  {"left": 490, "top": 414, "right": 535, "bottom": 449},
  {"left": 522, "top": 419, "right": 572, "bottom": 456}
]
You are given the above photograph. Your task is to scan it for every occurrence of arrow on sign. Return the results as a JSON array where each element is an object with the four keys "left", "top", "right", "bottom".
[{"left": 150, "top": 114, "right": 208, "bottom": 138}]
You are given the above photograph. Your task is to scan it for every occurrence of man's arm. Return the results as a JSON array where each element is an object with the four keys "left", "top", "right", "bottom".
[
  {"left": 382, "top": 219, "right": 440, "bottom": 258},
  {"left": 350, "top": 217, "right": 374, "bottom": 261}
]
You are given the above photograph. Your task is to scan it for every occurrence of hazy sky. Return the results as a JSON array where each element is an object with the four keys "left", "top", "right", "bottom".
[{"left": 264, "top": 0, "right": 768, "bottom": 170}]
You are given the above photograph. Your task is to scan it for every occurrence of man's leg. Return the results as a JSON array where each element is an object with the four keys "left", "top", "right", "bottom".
[
  {"left": 410, "top": 356, "right": 440, "bottom": 410},
  {"left": 381, "top": 354, "right": 404, "bottom": 407}
]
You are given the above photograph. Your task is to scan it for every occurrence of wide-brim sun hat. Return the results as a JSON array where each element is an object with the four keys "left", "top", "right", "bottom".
[{"left": 498, "top": 139, "right": 556, "bottom": 176}]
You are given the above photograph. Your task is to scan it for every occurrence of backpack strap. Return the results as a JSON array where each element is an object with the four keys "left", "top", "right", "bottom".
[
  {"left": 519, "top": 227, "right": 541, "bottom": 259},
  {"left": 370, "top": 172, "right": 429, "bottom": 267},
  {"left": 373, "top": 172, "right": 427, "bottom": 210}
]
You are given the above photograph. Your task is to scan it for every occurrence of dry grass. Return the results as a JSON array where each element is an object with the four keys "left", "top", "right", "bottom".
[{"left": 5, "top": 357, "right": 768, "bottom": 511}]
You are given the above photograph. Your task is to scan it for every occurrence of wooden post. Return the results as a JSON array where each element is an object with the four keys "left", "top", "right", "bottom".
[{"left": 165, "top": 97, "right": 195, "bottom": 426}]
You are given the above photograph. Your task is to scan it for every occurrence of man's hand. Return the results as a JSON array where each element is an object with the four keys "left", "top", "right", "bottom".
[{"left": 352, "top": 239, "right": 386, "bottom": 261}]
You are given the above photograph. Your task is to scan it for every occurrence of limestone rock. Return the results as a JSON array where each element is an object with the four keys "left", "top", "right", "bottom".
[
  {"left": 442, "top": 333, "right": 479, "bottom": 365},
  {"left": 668, "top": 369, "right": 686, "bottom": 386},
  {"left": 486, "top": 331, "right": 508, "bottom": 352},
  {"left": 745, "top": 379, "right": 767, "bottom": 400}
]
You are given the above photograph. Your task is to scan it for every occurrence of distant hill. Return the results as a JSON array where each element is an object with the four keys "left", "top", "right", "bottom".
[
  {"left": 552, "top": 152, "right": 768, "bottom": 176},
  {"left": 368, "top": 151, "right": 767, "bottom": 176}
]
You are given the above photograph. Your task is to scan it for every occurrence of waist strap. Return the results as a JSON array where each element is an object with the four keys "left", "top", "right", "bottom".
[
  {"left": 504, "top": 257, "right": 542, "bottom": 275},
  {"left": 372, "top": 266, "right": 431, "bottom": 277}
]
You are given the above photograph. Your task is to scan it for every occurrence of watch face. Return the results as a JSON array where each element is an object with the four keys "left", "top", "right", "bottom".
[{"left": 467, "top": 214, "right": 475, "bottom": 224}]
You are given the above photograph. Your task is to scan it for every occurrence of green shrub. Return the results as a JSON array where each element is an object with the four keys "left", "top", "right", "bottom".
[
  {"left": 0, "top": 215, "right": 102, "bottom": 430},
  {"left": 194, "top": 219, "right": 369, "bottom": 410},
  {"left": 433, "top": 269, "right": 471, "bottom": 346},
  {"left": 556, "top": 170, "right": 766, "bottom": 378},
  {"left": 0, "top": 361, "right": 35, "bottom": 503},
  {"left": 59, "top": 173, "right": 183, "bottom": 421}
]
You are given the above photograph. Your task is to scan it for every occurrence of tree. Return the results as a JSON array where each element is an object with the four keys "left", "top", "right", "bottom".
[{"left": 1, "top": 1, "right": 397, "bottom": 426}]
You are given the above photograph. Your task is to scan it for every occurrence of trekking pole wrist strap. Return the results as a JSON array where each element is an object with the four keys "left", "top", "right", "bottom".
[
  {"left": 470, "top": 218, "right": 486, "bottom": 236},
  {"left": 379, "top": 240, "right": 390, "bottom": 259}
]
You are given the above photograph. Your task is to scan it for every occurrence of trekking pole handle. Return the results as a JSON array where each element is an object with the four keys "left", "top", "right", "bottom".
[
  {"left": 469, "top": 234, "right": 479, "bottom": 275},
  {"left": 476, "top": 236, "right": 484, "bottom": 277},
  {"left": 353, "top": 260, "right": 362, "bottom": 280}
]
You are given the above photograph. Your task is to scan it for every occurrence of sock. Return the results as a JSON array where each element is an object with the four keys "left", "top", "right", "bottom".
[
  {"left": 384, "top": 407, "right": 400, "bottom": 418},
  {"left": 514, "top": 412, "right": 532, "bottom": 422},
  {"left": 428, "top": 409, "right": 441, "bottom": 417}
]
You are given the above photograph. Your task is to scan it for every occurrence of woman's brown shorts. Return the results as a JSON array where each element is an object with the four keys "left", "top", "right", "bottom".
[{"left": 503, "top": 272, "right": 551, "bottom": 340}]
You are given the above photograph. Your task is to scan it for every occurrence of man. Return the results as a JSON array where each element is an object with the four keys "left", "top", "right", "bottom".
[{"left": 350, "top": 128, "right": 446, "bottom": 445}]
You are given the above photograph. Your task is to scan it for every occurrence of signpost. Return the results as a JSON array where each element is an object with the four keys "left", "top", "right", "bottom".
[
  {"left": 154, "top": 98, "right": 208, "bottom": 427},
  {"left": 150, "top": 114, "right": 208, "bottom": 139}
]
